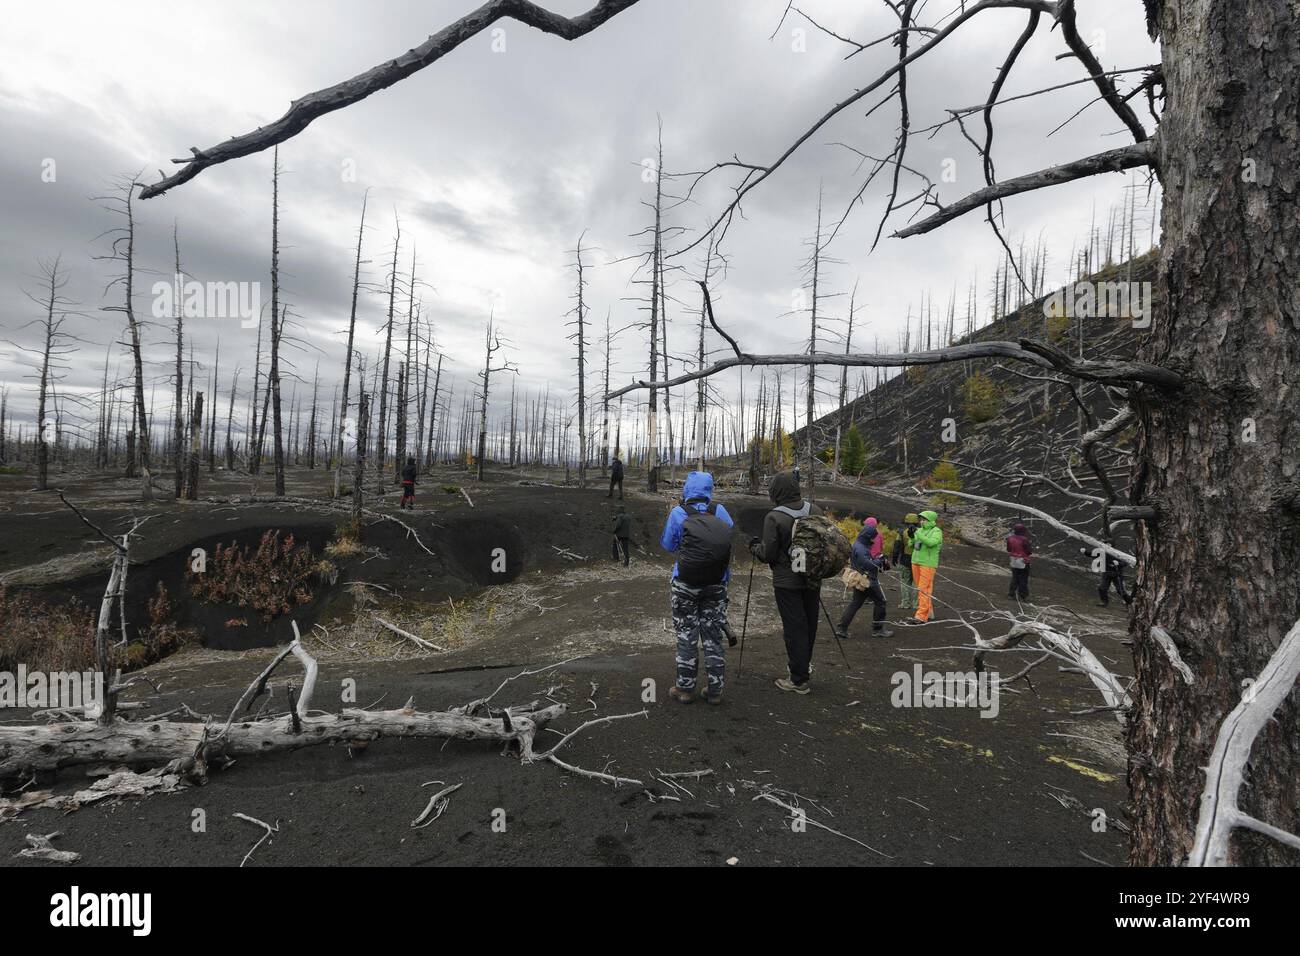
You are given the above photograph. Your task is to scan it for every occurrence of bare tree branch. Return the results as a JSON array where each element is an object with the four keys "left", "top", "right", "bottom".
[
  {"left": 140, "top": 0, "right": 642, "bottom": 199},
  {"left": 893, "top": 141, "right": 1156, "bottom": 239}
]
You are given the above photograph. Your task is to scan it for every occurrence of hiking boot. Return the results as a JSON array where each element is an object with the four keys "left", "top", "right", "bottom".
[
  {"left": 669, "top": 686, "right": 695, "bottom": 704},
  {"left": 872, "top": 625, "right": 894, "bottom": 639},
  {"left": 834, "top": 627, "right": 849, "bottom": 641},
  {"left": 699, "top": 690, "right": 723, "bottom": 706},
  {"left": 774, "top": 677, "right": 810, "bottom": 695}
]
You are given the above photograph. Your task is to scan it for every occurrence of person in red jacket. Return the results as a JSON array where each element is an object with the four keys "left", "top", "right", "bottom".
[{"left": 1005, "top": 522, "right": 1032, "bottom": 600}]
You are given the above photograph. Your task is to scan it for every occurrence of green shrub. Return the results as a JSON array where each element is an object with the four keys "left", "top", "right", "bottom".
[
  {"left": 961, "top": 372, "right": 1004, "bottom": 423},
  {"left": 840, "top": 424, "right": 867, "bottom": 476},
  {"left": 928, "top": 456, "right": 963, "bottom": 509}
]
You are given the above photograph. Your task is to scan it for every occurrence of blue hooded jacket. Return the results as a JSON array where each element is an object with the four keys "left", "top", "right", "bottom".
[
  {"left": 660, "top": 471, "right": 733, "bottom": 581},
  {"left": 850, "top": 524, "right": 886, "bottom": 582}
]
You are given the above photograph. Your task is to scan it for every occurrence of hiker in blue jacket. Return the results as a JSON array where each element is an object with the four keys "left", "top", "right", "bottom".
[
  {"left": 660, "top": 471, "right": 734, "bottom": 705},
  {"left": 835, "top": 521, "right": 894, "bottom": 639}
]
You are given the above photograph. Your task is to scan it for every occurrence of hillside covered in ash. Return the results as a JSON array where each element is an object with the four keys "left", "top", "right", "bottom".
[{"left": 797, "top": 253, "right": 1158, "bottom": 565}]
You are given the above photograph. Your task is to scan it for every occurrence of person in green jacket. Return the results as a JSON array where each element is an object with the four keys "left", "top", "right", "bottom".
[
  {"left": 890, "top": 512, "right": 921, "bottom": 610},
  {"left": 902, "top": 510, "right": 942, "bottom": 624}
]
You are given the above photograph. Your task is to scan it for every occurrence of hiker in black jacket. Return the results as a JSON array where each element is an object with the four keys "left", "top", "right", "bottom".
[
  {"left": 400, "top": 457, "right": 417, "bottom": 510},
  {"left": 1084, "top": 546, "right": 1133, "bottom": 607},
  {"left": 749, "top": 470, "right": 823, "bottom": 695},
  {"left": 608, "top": 454, "right": 625, "bottom": 499},
  {"left": 610, "top": 505, "right": 632, "bottom": 567}
]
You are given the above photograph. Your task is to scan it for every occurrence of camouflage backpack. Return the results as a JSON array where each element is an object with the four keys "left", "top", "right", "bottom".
[{"left": 776, "top": 507, "right": 852, "bottom": 581}]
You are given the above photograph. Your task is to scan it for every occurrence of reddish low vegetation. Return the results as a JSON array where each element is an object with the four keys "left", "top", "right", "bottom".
[
  {"left": 186, "top": 530, "right": 326, "bottom": 622},
  {"left": 0, "top": 582, "right": 191, "bottom": 674}
]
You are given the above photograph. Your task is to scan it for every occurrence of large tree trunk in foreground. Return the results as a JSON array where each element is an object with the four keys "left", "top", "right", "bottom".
[{"left": 1128, "top": 2, "right": 1300, "bottom": 866}]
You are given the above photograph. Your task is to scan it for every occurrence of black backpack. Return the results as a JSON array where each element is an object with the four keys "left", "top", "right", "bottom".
[{"left": 677, "top": 498, "right": 732, "bottom": 586}]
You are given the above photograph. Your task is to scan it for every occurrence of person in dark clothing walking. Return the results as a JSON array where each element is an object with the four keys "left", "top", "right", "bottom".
[
  {"left": 891, "top": 512, "right": 920, "bottom": 610},
  {"left": 749, "top": 471, "right": 822, "bottom": 694},
  {"left": 836, "top": 521, "right": 893, "bottom": 639},
  {"left": 608, "top": 454, "right": 625, "bottom": 499},
  {"left": 1006, "top": 521, "right": 1033, "bottom": 600},
  {"left": 660, "top": 472, "right": 734, "bottom": 704},
  {"left": 1080, "top": 546, "right": 1132, "bottom": 606},
  {"left": 1098, "top": 552, "right": 1132, "bottom": 606},
  {"left": 610, "top": 505, "right": 632, "bottom": 567},
  {"left": 400, "top": 457, "right": 417, "bottom": 510}
]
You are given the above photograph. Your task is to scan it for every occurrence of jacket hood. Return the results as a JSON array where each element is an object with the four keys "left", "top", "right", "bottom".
[
  {"left": 920, "top": 510, "right": 939, "bottom": 526},
  {"left": 768, "top": 471, "right": 802, "bottom": 506},
  {"left": 856, "top": 524, "right": 878, "bottom": 544},
  {"left": 682, "top": 471, "right": 714, "bottom": 503},
  {"left": 1012, "top": 522, "right": 1026, "bottom": 534}
]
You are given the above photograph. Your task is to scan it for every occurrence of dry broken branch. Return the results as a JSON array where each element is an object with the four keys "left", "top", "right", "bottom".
[{"left": 140, "top": 0, "right": 643, "bottom": 198}]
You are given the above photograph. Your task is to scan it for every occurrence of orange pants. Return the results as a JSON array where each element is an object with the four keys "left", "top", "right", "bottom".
[{"left": 912, "top": 564, "right": 936, "bottom": 621}]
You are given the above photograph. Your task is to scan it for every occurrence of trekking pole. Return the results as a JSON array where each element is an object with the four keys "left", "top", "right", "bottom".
[
  {"left": 737, "top": 559, "right": 755, "bottom": 679},
  {"left": 818, "top": 595, "right": 852, "bottom": 673}
]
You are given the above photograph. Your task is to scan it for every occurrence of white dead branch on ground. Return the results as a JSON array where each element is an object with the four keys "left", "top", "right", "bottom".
[
  {"left": 1188, "top": 617, "right": 1300, "bottom": 866},
  {"left": 411, "top": 782, "right": 463, "bottom": 828},
  {"left": 372, "top": 614, "right": 445, "bottom": 652},
  {"left": 16, "top": 831, "right": 79, "bottom": 864},
  {"left": 233, "top": 812, "right": 279, "bottom": 867},
  {"left": 753, "top": 789, "right": 892, "bottom": 860}
]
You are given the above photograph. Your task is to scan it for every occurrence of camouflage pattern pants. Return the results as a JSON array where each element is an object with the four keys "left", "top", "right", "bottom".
[{"left": 670, "top": 578, "right": 729, "bottom": 698}]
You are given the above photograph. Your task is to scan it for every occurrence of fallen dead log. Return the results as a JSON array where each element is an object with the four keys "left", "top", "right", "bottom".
[{"left": 0, "top": 702, "right": 567, "bottom": 780}]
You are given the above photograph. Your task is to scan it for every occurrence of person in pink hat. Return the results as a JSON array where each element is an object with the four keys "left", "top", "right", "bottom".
[{"left": 863, "top": 517, "right": 884, "bottom": 559}]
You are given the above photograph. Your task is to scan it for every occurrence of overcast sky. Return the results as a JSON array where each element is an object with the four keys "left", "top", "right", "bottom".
[{"left": 0, "top": 0, "right": 1161, "bottom": 449}]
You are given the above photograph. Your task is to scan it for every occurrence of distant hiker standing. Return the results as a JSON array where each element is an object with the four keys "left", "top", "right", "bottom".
[
  {"left": 836, "top": 520, "right": 893, "bottom": 639},
  {"left": 611, "top": 505, "right": 632, "bottom": 567},
  {"left": 608, "top": 454, "right": 625, "bottom": 499},
  {"left": 1091, "top": 548, "right": 1132, "bottom": 607},
  {"left": 891, "top": 512, "right": 920, "bottom": 611},
  {"left": 749, "top": 471, "right": 844, "bottom": 694},
  {"left": 660, "top": 471, "right": 734, "bottom": 704},
  {"left": 1006, "top": 522, "right": 1033, "bottom": 600},
  {"left": 400, "top": 457, "right": 417, "bottom": 510},
  {"left": 902, "top": 510, "right": 942, "bottom": 625}
]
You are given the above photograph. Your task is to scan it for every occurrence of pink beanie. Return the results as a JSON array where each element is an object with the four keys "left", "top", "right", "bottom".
[{"left": 864, "top": 516, "right": 878, "bottom": 527}]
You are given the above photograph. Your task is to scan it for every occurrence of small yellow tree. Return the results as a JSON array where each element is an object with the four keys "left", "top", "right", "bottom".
[
  {"left": 928, "top": 456, "right": 963, "bottom": 511},
  {"left": 961, "top": 372, "right": 1004, "bottom": 423}
]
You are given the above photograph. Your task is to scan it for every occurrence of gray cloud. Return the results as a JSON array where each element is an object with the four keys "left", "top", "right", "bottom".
[{"left": 0, "top": 0, "right": 1160, "bottom": 447}]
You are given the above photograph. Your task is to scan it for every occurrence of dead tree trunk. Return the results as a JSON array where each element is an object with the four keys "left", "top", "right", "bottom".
[
  {"left": 171, "top": 226, "right": 185, "bottom": 499},
  {"left": 376, "top": 220, "right": 401, "bottom": 480},
  {"left": 1127, "top": 4, "right": 1300, "bottom": 866},
  {"left": 268, "top": 149, "right": 286, "bottom": 497},
  {"left": 353, "top": 392, "right": 369, "bottom": 524},
  {"left": 335, "top": 191, "right": 368, "bottom": 496},
  {"left": 568, "top": 232, "right": 589, "bottom": 488},
  {"left": 184, "top": 393, "right": 203, "bottom": 500},
  {"left": 97, "top": 180, "right": 153, "bottom": 499},
  {"left": 32, "top": 258, "right": 68, "bottom": 492},
  {"left": 224, "top": 368, "right": 240, "bottom": 471}
]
